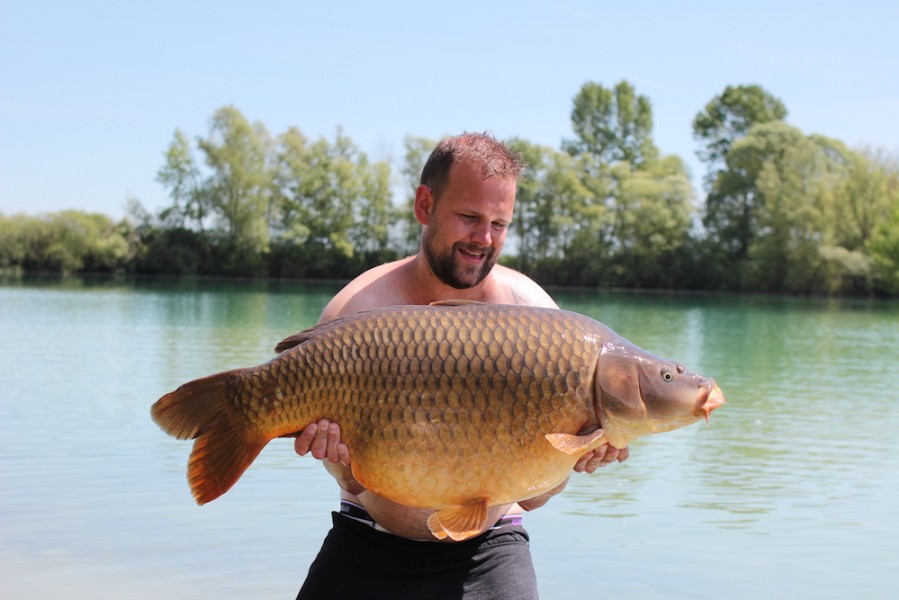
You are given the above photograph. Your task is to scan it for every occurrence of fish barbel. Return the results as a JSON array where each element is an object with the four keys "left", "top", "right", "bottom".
[{"left": 152, "top": 301, "right": 724, "bottom": 540}]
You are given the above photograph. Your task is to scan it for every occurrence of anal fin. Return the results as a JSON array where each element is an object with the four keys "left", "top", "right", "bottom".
[
  {"left": 427, "top": 499, "right": 489, "bottom": 541},
  {"left": 544, "top": 429, "right": 606, "bottom": 455}
]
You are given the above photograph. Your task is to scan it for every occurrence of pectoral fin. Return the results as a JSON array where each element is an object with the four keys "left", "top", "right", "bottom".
[
  {"left": 427, "top": 499, "right": 489, "bottom": 541},
  {"left": 544, "top": 429, "right": 606, "bottom": 455}
]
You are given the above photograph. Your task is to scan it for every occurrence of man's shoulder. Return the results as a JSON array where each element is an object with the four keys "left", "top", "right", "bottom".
[
  {"left": 319, "top": 257, "right": 413, "bottom": 322},
  {"left": 491, "top": 265, "right": 558, "bottom": 308},
  {"left": 348, "top": 257, "right": 412, "bottom": 287}
]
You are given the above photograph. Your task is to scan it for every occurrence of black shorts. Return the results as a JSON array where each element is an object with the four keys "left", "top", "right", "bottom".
[{"left": 296, "top": 511, "right": 539, "bottom": 600}]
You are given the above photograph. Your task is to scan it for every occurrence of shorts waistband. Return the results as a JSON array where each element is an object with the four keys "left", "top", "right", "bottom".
[
  {"left": 338, "top": 500, "right": 523, "bottom": 531},
  {"left": 339, "top": 500, "right": 377, "bottom": 525}
]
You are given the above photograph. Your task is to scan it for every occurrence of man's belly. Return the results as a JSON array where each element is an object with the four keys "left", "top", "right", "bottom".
[{"left": 340, "top": 489, "right": 521, "bottom": 541}]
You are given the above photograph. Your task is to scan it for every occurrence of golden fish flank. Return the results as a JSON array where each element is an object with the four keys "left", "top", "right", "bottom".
[{"left": 151, "top": 302, "right": 724, "bottom": 541}]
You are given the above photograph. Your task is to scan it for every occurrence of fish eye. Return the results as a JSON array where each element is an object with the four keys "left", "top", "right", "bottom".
[{"left": 661, "top": 368, "right": 673, "bottom": 382}]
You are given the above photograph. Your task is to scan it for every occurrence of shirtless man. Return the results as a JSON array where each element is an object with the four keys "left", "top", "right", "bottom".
[{"left": 293, "top": 133, "right": 628, "bottom": 599}]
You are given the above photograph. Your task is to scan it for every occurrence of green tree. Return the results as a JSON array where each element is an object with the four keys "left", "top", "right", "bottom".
[
  {"left": 707, "top": 121, "right": 890, "bottom": 294},
  {"left": 745, "top": 132, "right": 854, "bottom": 292},
  {"left": 558, "top": 80, "right": 671, "bottom": 285},
  {"left": 833, "top": 147, "right": 899, "bottom": 251},
  {"left": 0, "top": 211, "right": 132, "bottom": 274},
  {"left": 862, "top": 152, "right": 899, "bottom": 294},
  {"left": 398, "top": 135, "right": 437, "bottom": 255},
  {"left": 350, "top": 157, "right": 395, "bottom": 266},
  {"left": 506, "top": 138, "right": 552, "bottom": 273},
  {"left": 868, "top": 203, "right": 899, "bottom": 295},
  {"left": 607, "top": 156, "right": 695, "bottom": 288},
  {"left": 270, "top": 126, "right": 315, "bottom": 249},
  {"left": 693, "top": 84, "right": 788, "bottom": 177},
  {"left": 125, "top": 196, "right": 214, "bottom": 276},
  {"left": 320, "top": 129, "right": 367, "bottom": 263},
  {"left": 156, "top": 129, "right": 209, "bottom": 230},
  {"left": 0, "top": 214, "right": 30, "bottom": 269},
  {"left": 197, "top": 106, "right": 272, "bottom": 275},
  {"left": 554, "top": 157, "right": 615, "bottom": 286},
  {"left": 704, "top": 121, "right": 807, "bottom": 267},
  {"left": 270, "top": 127, "right": 390, "bottom": 278},
  {"left": 507, "top": 138, "right": 597, "bottom": 282},
  {"left": 564, "top": 80, "right": 658, "bottom": 169}
]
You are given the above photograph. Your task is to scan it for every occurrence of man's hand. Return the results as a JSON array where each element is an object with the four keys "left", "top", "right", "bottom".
[
  {"left": 295, "top": 419, "right": 351, "bottom": 464},
  {"left": 573, "top": 443, "right": 629, "bottom": 473},
  {"left": 295, "top": 419, "right": 364, "bottom": 495}
]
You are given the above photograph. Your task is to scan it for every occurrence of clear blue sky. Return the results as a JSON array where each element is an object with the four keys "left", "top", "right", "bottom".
[{"left": 2, "top": 0, "right": 897, "bottom": 219}]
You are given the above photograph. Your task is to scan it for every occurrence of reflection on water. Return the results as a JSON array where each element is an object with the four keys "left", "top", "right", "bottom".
[
  {"left": 534, "top": 290, "right": 899, "bottom": 598},
  {"left": 1, "top": 279, "right": 898, "bottom": 599}
]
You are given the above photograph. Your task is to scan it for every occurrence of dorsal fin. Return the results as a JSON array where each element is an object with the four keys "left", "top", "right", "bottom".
[
  {"left": 428, "top": 299, "right": 487, "bottom": 307},
  {"left": 274, "top": 330, "right": 315, "bottom": 353},
  {"left": 276, "top": 300, "right": 484, "bottom": 353},
  {"left": 273, "top": 314, "right": 358, "bottom": 353}
]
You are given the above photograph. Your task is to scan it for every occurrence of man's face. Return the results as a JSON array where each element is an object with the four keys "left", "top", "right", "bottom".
[{"left": 420, "top": 161, "right": 516, "bottom": 289}]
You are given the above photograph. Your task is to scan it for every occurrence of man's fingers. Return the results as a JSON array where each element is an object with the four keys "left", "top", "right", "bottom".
[
  {"left": 310, "top": 419, "right": 331, "bottom": 459},
  {"left": 602, "top": 445, "right": 619, "bottom": 464},
  {"left": 326, "top": 421, "right": 341, "bottom": 462},
  {"left": 574, "top": 445, "right": 606, "bottom": 473},
  {"left": 337, "top": 442, "right": 351, "bottom": 466},
  {"left": 573, "top": 443, "right": 632, "bottom": 474},
  {"left": 294, "top": 422, "right": 318, "bottom": 456},
  {"left": 296, "top": 419, "right": 350, "bottom": 464}
]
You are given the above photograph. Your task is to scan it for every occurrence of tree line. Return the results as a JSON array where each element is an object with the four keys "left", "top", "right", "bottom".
[{"left": 2, "top": 81, "right": 898, "bottom": 296}]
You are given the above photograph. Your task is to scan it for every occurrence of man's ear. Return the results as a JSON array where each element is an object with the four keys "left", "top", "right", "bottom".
[{"left": 413, "top": 185, "right": 433, "bottom": 225}]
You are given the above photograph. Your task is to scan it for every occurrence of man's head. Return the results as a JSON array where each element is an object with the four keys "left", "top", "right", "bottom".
[
  {"left": 420, "top": 132, "right": 525, "bottom": 200},
  {"left": 415, "top": 133, "right": 524, "bottom": 290}
]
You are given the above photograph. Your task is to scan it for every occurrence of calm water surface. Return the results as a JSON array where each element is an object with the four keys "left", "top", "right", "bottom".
[{"left": 1, "top": 277, "right": 897, "bottom": 599}]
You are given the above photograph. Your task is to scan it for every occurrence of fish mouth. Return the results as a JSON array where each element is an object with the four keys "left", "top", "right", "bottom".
[{"left": 699, "top": 385, "right": 726, "bottom": 423}]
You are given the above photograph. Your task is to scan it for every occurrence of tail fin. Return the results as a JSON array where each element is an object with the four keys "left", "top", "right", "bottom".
[{"left": 151, "top": 370, "right": 267, "bottom": 505}]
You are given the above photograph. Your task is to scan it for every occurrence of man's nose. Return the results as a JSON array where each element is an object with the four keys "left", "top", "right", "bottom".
[{"left": 470, "top": 223, "right": 492, "bottom": 246}]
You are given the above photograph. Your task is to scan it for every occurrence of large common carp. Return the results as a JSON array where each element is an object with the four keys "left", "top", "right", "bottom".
[{"left": 152, "top": 301, "right": 724, "bottom": 541}]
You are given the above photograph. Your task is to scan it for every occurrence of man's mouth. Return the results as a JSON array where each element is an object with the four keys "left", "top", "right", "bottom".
[{"left": 458, "top": 247, "right": 487, "bottom": 262}]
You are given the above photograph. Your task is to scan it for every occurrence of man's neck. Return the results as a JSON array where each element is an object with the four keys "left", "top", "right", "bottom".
[{"left": 406, "top": 254, "right": 494, "bottom": 305}]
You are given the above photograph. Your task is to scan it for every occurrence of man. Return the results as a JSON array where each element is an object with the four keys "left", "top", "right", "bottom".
[{"left": 294, "top": 133, "right": 628, "bottom": 599}]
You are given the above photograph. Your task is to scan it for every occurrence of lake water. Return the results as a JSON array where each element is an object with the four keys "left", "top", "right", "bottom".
[{"left": 1, "top": 277, "right": 897, "bottom": 599}]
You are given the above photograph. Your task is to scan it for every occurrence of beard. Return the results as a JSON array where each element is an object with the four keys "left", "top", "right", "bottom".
[{"left": 422, "top": 231, "right": 498, "bottom": 290}]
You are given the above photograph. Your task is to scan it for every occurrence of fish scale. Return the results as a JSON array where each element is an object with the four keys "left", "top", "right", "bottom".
[{"left": 152, "top": 301, "right": 724, "bottom": 541}]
